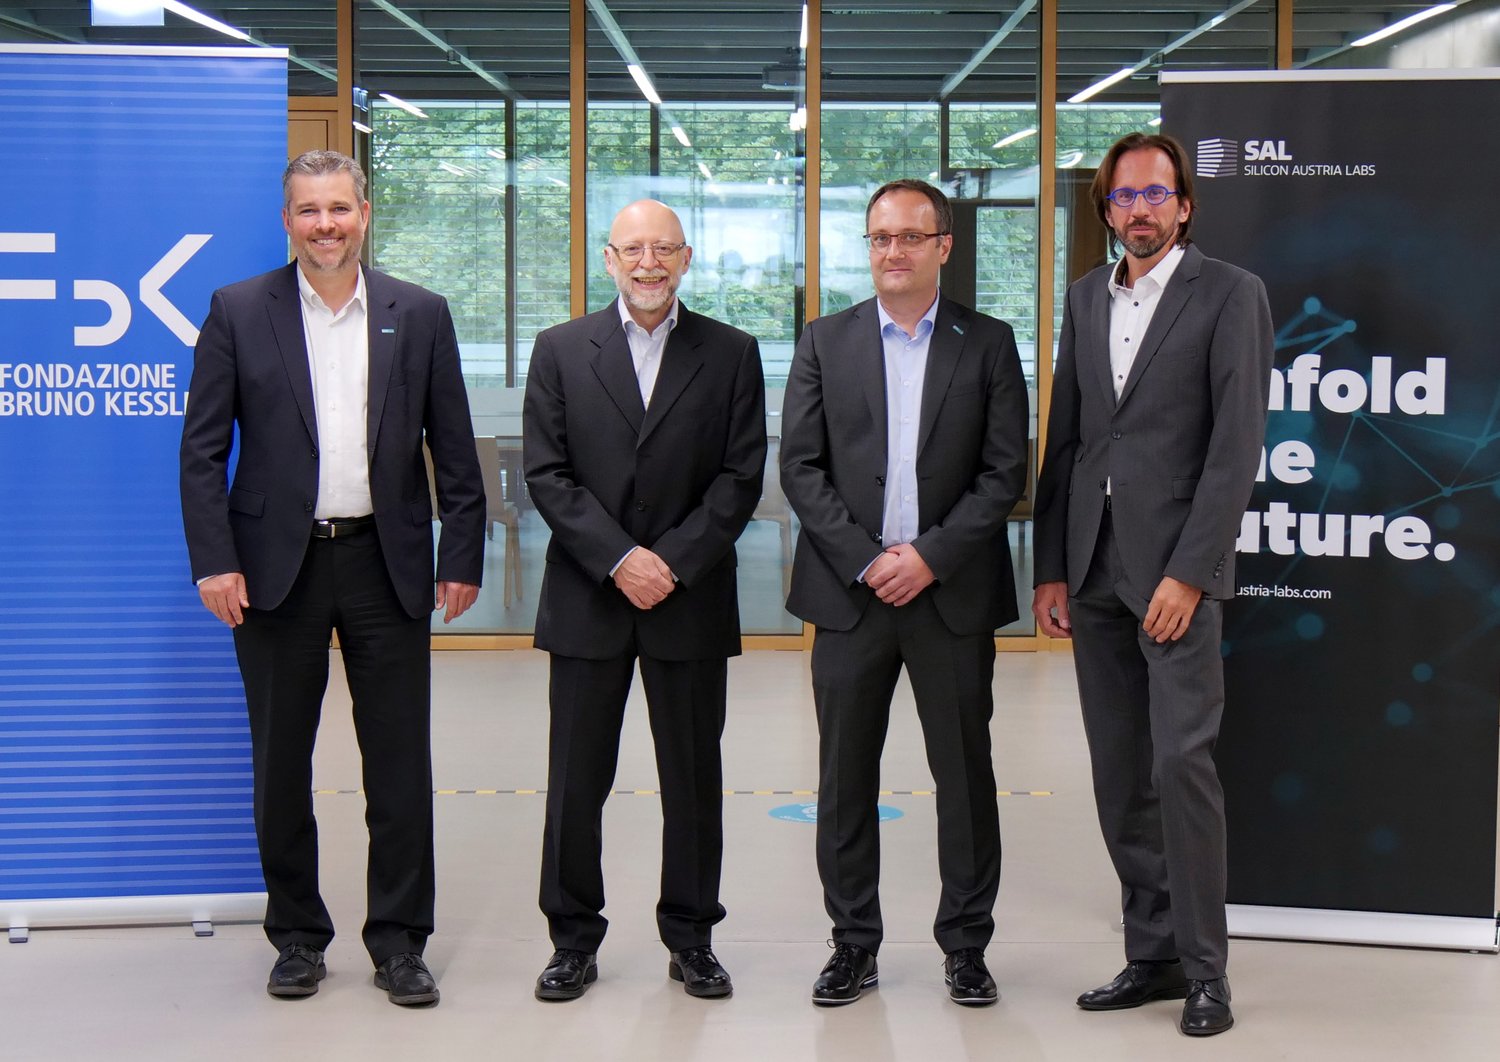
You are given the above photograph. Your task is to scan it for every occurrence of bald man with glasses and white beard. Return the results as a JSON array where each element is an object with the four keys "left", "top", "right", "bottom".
[{"left": 523, "top": 200, "right": 766, "bottom": 1003}]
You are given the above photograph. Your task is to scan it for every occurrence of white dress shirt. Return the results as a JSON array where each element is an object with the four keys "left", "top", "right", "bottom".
[
  {"left": 1107, "top": 244, "right": 1185, "bottom": 496},
  {"left": 1107, "top": 242, "right": 1186, "bottom": 401},
  {"left": 298, "top": 265, "right": 373, "bottom": 519},
  {"left": 610, "top": 295, "right": 681, "bottom": 576},
  {"left": 617, "top": 294, "right": 679, "bottom": 407}
]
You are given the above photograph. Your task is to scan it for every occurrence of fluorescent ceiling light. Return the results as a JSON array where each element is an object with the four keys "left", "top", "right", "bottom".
[
  {"left": 1351, "top": 4, "right": 1455, "bottom": 47},
  {"left": 799, "top": 4, "right": 809, "bottom": 51},
  {"left": 628, "top": 64, "right": 663, "bottom": 105},
  {"left": 352, "top": 120, "right": 373, "bottom": 135},
  {"left": 1148, "top": 116, "right": 1163, "bottom": 127},
  {"left": 671, "top": 125, "right": 692, "bottom": 148},
  {"left": 379, "top": 92, "right": 428, "bottom": 119},
  {"left": 1069, "top": 67, "right": 1133, "bottom": 104},
  {"left": 438, "top": 162, "right": 470, "bottom": 177},
  {"left": 697, "top": 162, "right": 713, "bottom": 180},
  {"left": 1058, "top": 150, "right": 1085, "bottom": 169},
  {"left": 485, "top": 148, "right": 506, "bottom": 160},
  {"left": 992, "top": 127, "right": 1037, "bottom": 150},
  {"left": 162, "top": 1, "right": 251, "bottom": 42},
  {"left": 91, "top": 1, "right": 163, "bottom": 25}
]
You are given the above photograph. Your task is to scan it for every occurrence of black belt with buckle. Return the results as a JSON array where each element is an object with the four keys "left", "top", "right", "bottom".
[{"left": 310, "top": 515, "right": 375, "bottom": 539}]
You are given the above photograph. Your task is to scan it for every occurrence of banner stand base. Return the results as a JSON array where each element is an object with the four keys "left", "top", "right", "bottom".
[
  {"left": 1229, "top": 903, "right": 1499, "bottom": 952},
  {"left": 3, "top": 893, "right": 266, "bottom": 938}
]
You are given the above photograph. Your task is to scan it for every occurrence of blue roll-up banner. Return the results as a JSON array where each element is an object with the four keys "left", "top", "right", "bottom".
[
  {"left": 1163, "top": 70, "right": 1500, "bottom": 951},
  {"left": 0, "top": 44, "right": 285, "bottom": 929}
]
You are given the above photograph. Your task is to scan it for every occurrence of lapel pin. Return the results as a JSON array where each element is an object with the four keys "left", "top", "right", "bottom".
[
  {"left": 380, "top": 327, "right": 395, "bottom": 334},
  {"left": 952, "top": 324, "right": 965, "bottom": 335}
]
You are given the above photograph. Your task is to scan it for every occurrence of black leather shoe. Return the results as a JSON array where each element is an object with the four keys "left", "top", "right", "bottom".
[
  {"left": 535, "top": 949, "right": 598, "bottom": 1002},
  {"left": 811, "top": 942, "right": 878, "bottom": 1006},
  {"left": 1076, "top": 960, "right": 1189, "bottom": 1010},
  {"left": 669, "top": 946, "right": 733, "bottom": 998},
  {"left": 267, "top": 943, "right": 326, "bottom": 998},
  {"left": 1180, "top": 977, "right": 1233, "bottom": 1036},
  {"left": 374, "top": 953, "right": 440, "bottom": 1006},
  {"left": 944, "top": 947, "right": 998, "bottom": 1005}
]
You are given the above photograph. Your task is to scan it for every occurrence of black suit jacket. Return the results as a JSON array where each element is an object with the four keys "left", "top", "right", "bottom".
[
  {"left": 1034, "top": 244, "right": 1273, "bottom": 601},
  {"left": 780, "top": 295, "right": 1029, "bottom": 635},
  {"left": 522, "top": 300, "right": 766, "bottom": 661},
  {"left": 179, "top": 263, "right": 485, "bottom": 618}
]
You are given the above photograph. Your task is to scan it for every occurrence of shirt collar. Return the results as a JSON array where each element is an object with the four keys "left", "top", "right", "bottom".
[
  {"left": 297, "top": 263, "right": 366, "bottom": 317},
  {"left": 876, "top": 289, "right": 941, "bottom": 338},
  {"left": 1109, "top": 242, "right": 1186, "bottom": 297},
  {"left": 617, "top": 294, "right": 680, "bottom": 337}
]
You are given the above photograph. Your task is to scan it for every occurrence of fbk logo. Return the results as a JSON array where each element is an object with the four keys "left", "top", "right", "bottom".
[
  {"left": 1245, "top": 139, "right": 1293, "bottom": 161},
  {"left": 1196, "top": 138, "right": 1239, "bottom": 178},
  {"left": 0, "top": 232, "right": 210, "bottom": 347}
]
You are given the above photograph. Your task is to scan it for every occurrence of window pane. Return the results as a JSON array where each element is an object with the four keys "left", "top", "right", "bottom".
[
  {"left": 822, "top": 2, "right": 1040, "bottom": 637},
  {"left": 584, "top": 2, "right": 807, "bottom": 637},
  {"left": 357, "top": 1, "right": 570, "bottom": 634}
]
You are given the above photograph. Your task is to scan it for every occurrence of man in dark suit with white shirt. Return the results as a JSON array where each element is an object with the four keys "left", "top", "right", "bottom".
[
  {"left": 523, "top": 199, "right": 765, "bottom": 1002},
  {"left": 180, "top": 150, "right": 484, "bottom": 1007},
  {"left": 780, "top": 179, "right": 1028, "bottom": 1007},
  {"left": 1032, "top": 132, "right": 1273, "bottom": 1037}
]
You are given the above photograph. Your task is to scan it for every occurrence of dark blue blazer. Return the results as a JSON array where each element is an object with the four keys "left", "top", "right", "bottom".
[{"left": 179, "top": 263, "right": 485, "bottom": 618}]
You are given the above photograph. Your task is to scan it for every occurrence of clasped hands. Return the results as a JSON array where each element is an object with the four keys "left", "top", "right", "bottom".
[
  {"left": 613, "top": 547, "right": 676, "bottom": 610},
  {"left": 865, "top": 542, "right": 934, "bottom": 607}
]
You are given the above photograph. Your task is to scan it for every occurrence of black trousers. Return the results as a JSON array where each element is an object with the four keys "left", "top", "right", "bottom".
[
  {"left": 811, "top": 592, "right": 1001, "bottom": 955},
  {"left": 1069, "top": 511, "right": 1228, "bottom": 981},
  {"left": 539, "top": 645, "right": 728, "bottom": 954},
  {"left": 232, "top": 531, "right": 433, "bottom": 965}
]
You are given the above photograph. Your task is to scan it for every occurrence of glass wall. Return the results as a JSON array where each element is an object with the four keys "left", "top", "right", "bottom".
[
  {"left": 30, "top": 1, "right": 1466, "bottom": 642},
  {"left": 583, "top": 1, "right": 808, "bottom": 636},
  {"left": 1052, "top": 0, "right": 1276, "bottom": 293},
  {"left": 356, "top": 1, "right": 570, "bottom": 634},
  {"left": 821, "top": 1, "right": 1041, "bottom": 636}
]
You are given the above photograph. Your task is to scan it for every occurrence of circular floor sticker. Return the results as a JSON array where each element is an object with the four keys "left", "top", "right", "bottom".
[{"left": 769, "top": 802, "right": 904, "bottom": 823}]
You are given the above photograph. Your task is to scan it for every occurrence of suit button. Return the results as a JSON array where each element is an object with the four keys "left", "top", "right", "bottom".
[
  {"left": 635, "top": 500, "right": 647, "bottom": 511},
  {"left": 876, "top": 475, "right": 885, "bottom": 486},
  {"left": 1111, "top": 431, "right": 1121, "bottom": 440},
  {"left": 310, "top": 447, "right": 318, "bottom": 458},
  {"left": 871, "top": 532, "right": 882, "bottom": 543},
  {"left": 303, "top": 502, "right": 314, "bottom": 512},
  {"left": 1098, "top": 479, "right": 1106, "bottom": 490}
]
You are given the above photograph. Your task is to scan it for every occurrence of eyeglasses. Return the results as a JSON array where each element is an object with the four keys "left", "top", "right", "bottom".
[
  {"left": 1105, "top": 185, "right": 1179, "bottom": 208},
  {"left": 608, "top": 241, "right": 686, "bottom": 262},
  {"left": 863, "top": 231, "right": 949, "bottom": 252}
]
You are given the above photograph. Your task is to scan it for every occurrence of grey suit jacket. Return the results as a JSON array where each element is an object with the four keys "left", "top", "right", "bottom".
[
  {"left": 1034, "top": 244, "right": 1274, "bottom": 602},
  {"left": 780, "top": 295, "right": 1029, "bottom": 635}
]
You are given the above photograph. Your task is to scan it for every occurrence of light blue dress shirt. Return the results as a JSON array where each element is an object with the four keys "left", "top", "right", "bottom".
[{"left": 878, "top": 294, "right": 940, "bottom": 548}]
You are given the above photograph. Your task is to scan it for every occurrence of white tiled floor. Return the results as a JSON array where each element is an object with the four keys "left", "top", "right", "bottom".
[{"left": 5, "top": 649, "right": 1499, "bottom": 1061}]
